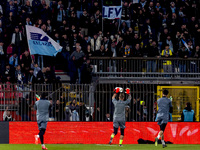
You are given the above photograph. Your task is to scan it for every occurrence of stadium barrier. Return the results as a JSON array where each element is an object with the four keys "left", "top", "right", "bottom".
[
  {"left": 0, "top": 83, "right": 157, "bottom": 122},
  {"left": 0, "top": 83, "right": 199, "bottom": 122},
  {"left": 0, "top": 122, "right": 197, "bottom": 144},
  {"left": 90, "top": 57, "right": 200, "bottom": 80}
]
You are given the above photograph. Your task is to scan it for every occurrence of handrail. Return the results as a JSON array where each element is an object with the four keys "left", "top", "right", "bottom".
[{"left": 89, "top": 57, "right": 200, "bottom": 60}]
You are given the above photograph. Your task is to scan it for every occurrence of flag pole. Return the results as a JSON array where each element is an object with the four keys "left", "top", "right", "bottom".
[
  {"left": 102, "top": 0, "right": 104, "bottom": 34},
  {"left": 118, "top": 0, "right": 122, "bottom": 32}
]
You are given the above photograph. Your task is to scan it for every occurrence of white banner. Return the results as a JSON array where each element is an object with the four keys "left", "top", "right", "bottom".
[{"left": 102, "top": 6, "right": 122, "bottom": 19}]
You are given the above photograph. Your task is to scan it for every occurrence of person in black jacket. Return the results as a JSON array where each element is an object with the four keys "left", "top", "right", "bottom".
[
  {"left": 178, "top": 45, "right": 189, "bottom": 73},
  {"left": 146, "top": 41, "right": 160, "bottom": 73},
  {"left": 80, "top": 9, "right": 89, "bottom": 36},
  {"left": 79, "top": 101, "right": 88, "bottom": 121},
  {"left": 80, "top": 58, "right": 93, "bottom": 84}
]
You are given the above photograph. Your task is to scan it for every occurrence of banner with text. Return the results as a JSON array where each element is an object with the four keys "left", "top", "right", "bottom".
[{"left": 102, "top": 6, "right": 122, "bottom": 19}]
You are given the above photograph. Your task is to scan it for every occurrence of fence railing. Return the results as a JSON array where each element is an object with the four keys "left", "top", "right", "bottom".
[
  {"left": 90, "top": 57, "right": 200, "bottom": 79},
  {"left": 0, "top": 83, "right": 156, "bottom": 122}
]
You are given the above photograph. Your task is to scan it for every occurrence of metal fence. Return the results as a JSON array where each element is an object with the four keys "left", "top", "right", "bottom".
[
  {"left": 0, "top": 83, "right": 156, "bottom": 122},
  {"left": 90, "top": 57, "right": 200, "bottom": 80}
]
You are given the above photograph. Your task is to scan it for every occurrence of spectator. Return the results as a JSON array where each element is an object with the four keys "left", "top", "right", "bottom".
[
  {"left": 136, "top": 97, "right": 142, "bottom": 121},
  {"left": 110, "top": 42, "right": 117, "bottom": 57},
  {"left": 164, "top": 35, "right": 174, "bottom": 53},
  {"left": 116, "top": 36, "right": 124, "bottom": 57},
  {"left": 26, "top": 68, "right": 34, "bottom": 84},
  {"left": 15, "top": 65, "right": 24, "bottom": 84},
  {"left": 181, "top": 102, "right": 195, "bottom": 122},
  {"left": 178, "top": 46, "right": 189, "bottom": 73},
  {"left": 23, "top": 1, "right": 33, "bottom": 19},
  {"left": 80, "top": 9, "right": 89, "bottom": 37},
  {"left": 79, "top": 101, "right": 88, "bottom": 121},
  {"left": 146, "top": 41, "right": 160, "bottom": 73},
  {"left": 88, "top": 17, "right": 97, "bottom": 37},
  {"left": 33, "top": 63, "right": 41, "bottom": 78},
  {"left": 161, "top": 44, "right": 173, "bottom": 76},
  {"left": 132, "top": 33, "right": 141, "bottom": 48},
  {"left": 101, "top": 36, "right": 110, "bottom": 52},
  {"left": 159, "top": 28, "right": 169, "bottom": 49},
  {"left": 70, "top": 44, "right": 85, "bottom": 83},
  {"left": 85, "top": 44, "right": 93, "bottom": 58},
  {"left": 81, "top": 58, "right": 93, "bottom": 84},
  {"left": 0, "top": 4, "right": 3, "bottom": 15},
  {"left": 53, "top": 100, "right": 64, "bottom": 121},
  {"left": 33, "top": 63, "right": 44, "bottom": 84},
  {"left": 56, "top": 5, "right": 66, "bottom": 27},
  {"left": 40, "top": 2, "right": 51, "bottom": 23},
  {"left": 3, "top": 106, "right": 9, "bottom": 121},
  {"left": 190, "top": 45, "right": 200, "bottom": 72},
  {"left": 61, "top": 33, "right": 70, "bottom": 62},
  {"left": 125, "top": 106, "right": 131, "bottom": 121},
  {"left": 11, "top": 26, "right": 23, "bottom": 59},
  {"left": 105, "top": 113, "right": 112, "bottom": 121},
  {"left": 21, "top": 50, "right": 32, "bottom": 72},
  {"left": 32, "top": 0, "right": 42, "bottom": 22},
  {"left": 69, "top": 99, "right": 79, "bottom": 121},
  {"left": 3, "top": 64, "right": 14, "bottom": 83},
  {"left": 90, "top": 33, "right": 101, "bottom": 51},
  {"left": 133, "top": 43, "right": 143, "bottom": 57},
  {"left": 0, "top": 41, "right": 5, "bottom": 75},
  {"left": 9, "top": 53, "right": 18, "bottom": 67},
  {"left": 123, "top": 44, "right": 132, "bottom": 57},
  {"left": 19, "top": 97, "right": 31, "bottom": 121},
  {"left": 121, "top": 2, "right": 131, "bottom": 28},
  {"left": 44, "top": 66, "right": 56, "bottom": 83},
  {"left": 4, "top": 110, "right": 14, "bottom": 121},
  {"left": 93, "top": 45, "right": 108, "bottom": 57}
]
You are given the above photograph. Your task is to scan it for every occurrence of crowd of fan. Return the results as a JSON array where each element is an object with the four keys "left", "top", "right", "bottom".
[{"left": 0, "top": 0, "right": 200, "bottom": 84}]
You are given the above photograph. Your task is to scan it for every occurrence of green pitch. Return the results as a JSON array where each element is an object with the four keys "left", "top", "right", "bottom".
[{"left": 0, "top": 144, "right": 200, "bottom": 150}]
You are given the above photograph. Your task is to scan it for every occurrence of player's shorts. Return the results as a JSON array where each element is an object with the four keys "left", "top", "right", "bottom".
[
  {"left": 160, "top": 123, "right": 167, "bottom": 132},
  {"left": 113, "top": 120, "right": 126, "bottom": 129},
  {"left": 37, "top": 120, "right": 47, "bottom": 130}
]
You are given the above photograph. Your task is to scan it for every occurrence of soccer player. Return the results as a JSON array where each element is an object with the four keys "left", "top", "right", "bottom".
[
  {"left": 109, "top": 88, "right": 131, "bottom": 147},
  {"left": 34, "top": 93, "right": 51, "bottom": 150},
  {"left": 155, "top": 90, "right": 173, "bottom": 148}
]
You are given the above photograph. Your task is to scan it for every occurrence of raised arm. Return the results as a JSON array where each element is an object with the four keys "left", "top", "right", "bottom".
[
  {"left": 125, "top": 88, "right": 132, "bottom": 104},
  {"left": 112, "top": 93, "right": 117, "bottom": 104},
  {"left": 112, "top": 93, "right": 117, "bottom": 100}
]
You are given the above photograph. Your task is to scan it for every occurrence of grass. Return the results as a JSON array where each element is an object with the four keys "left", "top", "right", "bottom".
[{"left": 0, "top": 144, "right": 200, "bottom": 150}]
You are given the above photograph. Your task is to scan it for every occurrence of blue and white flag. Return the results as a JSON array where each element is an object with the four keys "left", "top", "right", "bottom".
[
  {"left": 26, "top": 25, "right": 62, "bottom": 56},
  {"left": 102, "top": 6, "right": 122, "bottom": 19},
  {"left": 181, "top": 39, "right": 189, "bottom": 51}
]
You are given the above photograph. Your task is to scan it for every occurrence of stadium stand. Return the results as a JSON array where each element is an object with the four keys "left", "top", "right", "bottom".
[{"left": 0, "top": 0, "right": 200, "bottom": 122}]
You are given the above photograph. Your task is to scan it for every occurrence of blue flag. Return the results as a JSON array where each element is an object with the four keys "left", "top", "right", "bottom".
[{"left": 26, "top": 25, "right": 62, "bottom": 56}]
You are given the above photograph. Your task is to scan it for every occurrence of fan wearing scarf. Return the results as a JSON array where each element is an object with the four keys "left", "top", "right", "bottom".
[{"left": 161, "top": 44, "right": 173, "bottom": 76}]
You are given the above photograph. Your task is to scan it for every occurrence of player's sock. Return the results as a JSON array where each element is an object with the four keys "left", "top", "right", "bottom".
[
  {"left": 109, "top": 134, "right": 115, "bottom": 143},
  {"left": 119, "top": 139, "right": 123, "bottom": 145},
  {"left": 40, "top": 135, "right": 44, "bottom": 144},
  {"left": 42, "top": 144, "right": 45, "bottom": 147},
  {"left": 39, "top": 130, "right": 44, "bottom": 144},
  {"left": 157, "top": 134, "right": 161, "bottom": 139},
  {"left": 161, "top": 140, "right": 165, "bottom": 145}
]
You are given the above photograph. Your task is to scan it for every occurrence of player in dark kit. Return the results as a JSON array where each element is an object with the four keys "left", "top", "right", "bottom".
[
  {"left": 109, "top": 87, "right": 131, "bottom": 147},
  {"left": 155, "top": 90, "right": 173, "bottom": 148},
  {"left": 34, "top": 93, "right": 51, "bottom": 150}
]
